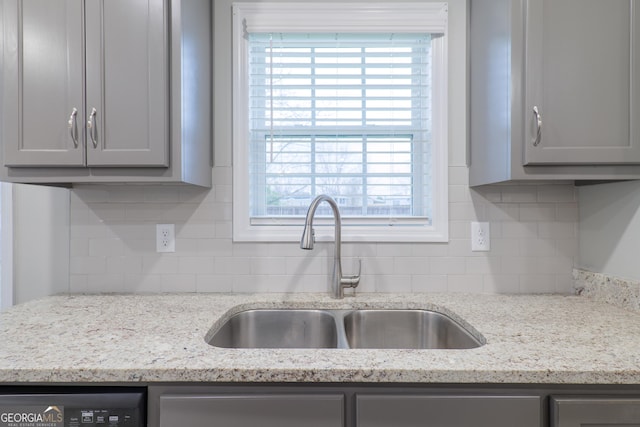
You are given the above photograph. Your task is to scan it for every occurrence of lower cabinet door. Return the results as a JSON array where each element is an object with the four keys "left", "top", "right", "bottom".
[
  {"left": 356, "top": 395, "right": 541, "bottom": 427},
  {"left": 159, "top": 394, "right": 344, "bottom": 427},
  {"left": 552, "top": 396, "right": 640, "bottom": 427}
]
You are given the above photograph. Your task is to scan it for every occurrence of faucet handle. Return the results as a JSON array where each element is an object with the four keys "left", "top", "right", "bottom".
[
  {"left": 353, "top": 258, "right": 362, "bottom": 278},
  {"left": 341, "top": 258, "right": 361, "bottom": 288}
]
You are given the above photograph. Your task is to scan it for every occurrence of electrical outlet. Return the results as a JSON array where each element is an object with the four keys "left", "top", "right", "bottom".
[
  {"left": 156, "top": 224, "right": 175, "bottom": 253},
  {"left": 471, "top": 222, "right": 490, "bottom": 252}
]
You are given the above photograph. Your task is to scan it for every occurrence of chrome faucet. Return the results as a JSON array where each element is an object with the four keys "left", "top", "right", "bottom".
[{"left": 300, "top": 195, "right": 360, "bottom": 299}]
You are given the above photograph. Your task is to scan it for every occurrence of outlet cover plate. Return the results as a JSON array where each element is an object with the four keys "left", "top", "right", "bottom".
[
  {"left": 471, "top": 222, "right": 490, "bottom": 252},
  {"left": 156, "top": 224, "right": 175, "bottom": 253}
]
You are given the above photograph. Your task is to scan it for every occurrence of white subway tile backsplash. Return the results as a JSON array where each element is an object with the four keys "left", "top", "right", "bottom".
[
  {"left": 89, "top": 238, "right": 124, "bottom": 257},
  {"left": 215, "top": 185, "right": 233, "bottom": 203},
  {"left": 430, "top": 257, "right": 467, "bottom": 275},
  {"left": 106, "top": 256, "right": 143, "bottom": 275},
  {"left": 212, "top": 166, "right": 233, "bottom": 185},
  {"left": 68, "top": 177, "right": 578, "bottom": 295},
  {"left": 285, "top": 256, "right": 324, "bottom": 276},
  {"left": 519, "top": 204, "right": 557, "bottom": 221},
  {"left": 375, "top": 275, "right": 413, "bottom": 292},
  {"left": 141, "top": 186, "right": 182, "bottom": 203},
  {"left": 447, "top": 275, "right": 483, "bottom": 293},
  {"left": 89, "top": 273, "right": 126, "bottom": 292},
  {"left": 179, "top": 257, "right": 215, "bottom": 275},
  {"left": 466, "top": 257, "right": 499, "bottom": 275},
  {"left": 556, "top": 203, "right": 580, "bottom": 221},
  {"left": 446, "top": 239, "right": 478, "bottom": 258},
  {"left": 448, "top": 185, "right": 472, "bottom": 202},
  {"left": 501, "top": 186, "right": 537, "bottom": 203},
  {"left": 362, "top": 257, "right": 395, "bottom": 275},
  {"left": 70, "top": 238, "right": 89, "bottom": 257},
  {"left": 411, "top": 243, "right": 449, "bottom": 257},
  {"left": 448, "top": 202, "right": 483, "bottom": 221},
  {"left": 69, "top": 275, "right": 89, "bottom": 294},
  {"left": 483, "top": 275, "right": 520, "bottom": 293},
  {"left": 214, "top": 221, "right": 233, "bottom": 239},
  {"left": 376, "top": 243, "right": 413, "bottom": 257},
  {"left": 486, "top": 203, "right": 520, "bottom": 221},
  {"left": 394, "top": 257, "right": 430, "bottom": 275},
  {"left": 71, "top": 256, "right": 107, "bottom": 275},
  {"left": 142, "top": 255, "right": 179, "bottom": 275},
  {"left": 159, "top": 274, "right": 197, "bottom": 292},
  {"left": 411, "top": 275, "right": 448, "bottom": 292},
  {"left": 537, "top": 221, "right": 576, "bottom": 238},
  {"left": 519, "top": 275, "right": 557, "bottom": 294},
  {"left": 196, "top": 275, "right": 234, "bottom": 292},
  {"left": 449, "top": 220, "right": 472, "bottom": 239},
  {"left": 250, "top": 257, "right": 288, "bottom": 276},
  {"left": 489, "top": 238, "right": 521, "bottom": 256},
  {"left": 519, "top": 238, "right": 557, "bottom": 257},
  {"left": 448, "top": 166, "right": 469, "bottom": 185},
  {"left": 537, "top": 185, "right": 576, "bottom": 202},
  {"left": 124, "top": 274, "right": 161, "bottom": 293},
  {"left": 214, "top": 257, "right": 250, "bottom": 275},
  {"left": 501, "top": 222, "right": 538, "bottom": 239}
]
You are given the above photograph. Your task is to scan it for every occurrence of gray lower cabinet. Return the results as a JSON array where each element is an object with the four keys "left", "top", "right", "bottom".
[
  {"left": 552, "top": 396, "right": 640, "bottom": 427},
  {"left": 158, "top": 394, "right": 345, "bottom": 427},
  {"left": 470, "top": 0, "right": 640, "bottom": 185},
  {"left": 0, "top": 0, "right": 211, "bottom": 186},
  {"left": 356, "top": 395, "right": 541, "bottom": 427},
  {"left": 150, "top": 387, "right": 542, "bottom": 427}
]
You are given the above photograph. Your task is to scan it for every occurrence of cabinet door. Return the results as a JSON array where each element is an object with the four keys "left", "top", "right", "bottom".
[
  {"left": 524, "top": 0, "right": 640, "bottom": 165},
  {"left": 356, "top": 395, "right": 541, "bottom": 427},
  {"left": 85, "top": 0, "right": 168, "bottom": 167},
  {"left": 1, "top": 0, "right": 85, "bottom": 167},
  {"left": 159, "top": 394, "right": 344, "bottom": 427},
  {"left": 552, "top": 397, "right": 640, "bottom": 427}
]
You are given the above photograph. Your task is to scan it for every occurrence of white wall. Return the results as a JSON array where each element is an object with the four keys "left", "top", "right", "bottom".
[
  {"left": 578, "top": 180, "right": 640, "bottom": 282},
  {"left": 13, "top": 184, "right": 70, "bottom": 304},
  {"left": 67, "top": 0, "right": 579, "bottom": 295}
]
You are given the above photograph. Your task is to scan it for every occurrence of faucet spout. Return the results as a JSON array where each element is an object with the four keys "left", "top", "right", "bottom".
[{"left": 300, "top": 195, "right": 360, "bottom": 299}]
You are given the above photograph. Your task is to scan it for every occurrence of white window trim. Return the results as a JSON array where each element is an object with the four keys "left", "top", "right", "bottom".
[{"left": 232, "top": 2, "right": 449, "bottom": 243}]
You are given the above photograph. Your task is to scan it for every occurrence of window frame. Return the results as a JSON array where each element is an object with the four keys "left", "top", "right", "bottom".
[{"left": 232, "top": 2, "right": 449, "bottom": 243}]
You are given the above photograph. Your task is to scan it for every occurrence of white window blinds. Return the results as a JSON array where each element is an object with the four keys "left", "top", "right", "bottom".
[{"left": 248, "top": 33, "right": 433, "bottom": 222}]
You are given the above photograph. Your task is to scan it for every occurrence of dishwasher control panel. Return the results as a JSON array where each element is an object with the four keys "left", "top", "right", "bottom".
[{"left": 0, "top": 389, "right": 145, "bottom": 427}]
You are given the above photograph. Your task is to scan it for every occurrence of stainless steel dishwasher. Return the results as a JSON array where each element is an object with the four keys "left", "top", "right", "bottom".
[{"left": 0, "top": 388, "right": 145, "bottom": 427}]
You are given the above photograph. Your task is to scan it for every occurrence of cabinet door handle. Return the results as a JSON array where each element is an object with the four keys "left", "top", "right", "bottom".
[
  {"left": 532, "top": 106, "right": 542, "bottom": 147},
  {"left": 87, "top": 107, "right": 98, "bottom": 148},
  {"left": 68, "top": 108, "right": 79, "bottom": 148}
]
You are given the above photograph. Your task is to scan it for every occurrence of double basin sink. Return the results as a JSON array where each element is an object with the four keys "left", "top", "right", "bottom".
[{"left": 207, "top": 308, "right": 484, "bottom": 350}]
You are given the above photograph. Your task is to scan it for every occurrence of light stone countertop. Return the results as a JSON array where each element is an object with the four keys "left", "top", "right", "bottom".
[{"left": 1, "top": 292, "right": 640, "bottom": 384}]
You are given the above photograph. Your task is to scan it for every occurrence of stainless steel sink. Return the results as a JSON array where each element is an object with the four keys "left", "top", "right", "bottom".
[
  {"left": 207, "top": 308, "right": 483, "bottom": 350},
  {"left": 208, "top": 309, "right": 338, "bottom": 349},
  {"left": 343, "top": 309, "right": 482, "bottom": 349}
]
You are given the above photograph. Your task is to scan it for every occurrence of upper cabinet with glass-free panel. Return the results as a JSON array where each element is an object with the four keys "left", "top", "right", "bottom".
[
  {"left": 0, "top": 0, "right": 211, "bottom": 186},
  {"left": 524, "top": 0, "right": 640, "bottom": 165},
  {"left": 470, "top": 0, "right": 640, "bottom": 185},
  {"left": 1, "top": 0, "right": 85, "bottom": 167}
]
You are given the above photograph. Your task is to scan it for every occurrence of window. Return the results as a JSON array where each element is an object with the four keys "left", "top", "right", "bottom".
[{"left": 233, "top": 3, "right": 448, "bottom": 242}]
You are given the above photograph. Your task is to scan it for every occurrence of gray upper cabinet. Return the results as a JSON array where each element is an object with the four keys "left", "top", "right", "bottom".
[
  {"left": 0, "top": 0, "right": 211, "bottom": 186},
  {"left": 552, "top": 396, "right": 640, "bottom": 426},
  {"left": 470, "top": 0, "right": 640, "bottom": 185},
  {"left": 84, "top": 0, "right": 168, "bottom": 167},
  {"left": 2, "top": 0, "right": 85, "bottom": 167},
  {"left": 524, "top": 0, "right": 640, "bottom": 165}
]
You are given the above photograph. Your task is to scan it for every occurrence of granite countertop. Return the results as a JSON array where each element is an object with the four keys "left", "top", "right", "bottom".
[{"left": 1, "top": 292, "right": 640, "bottom": 384}]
